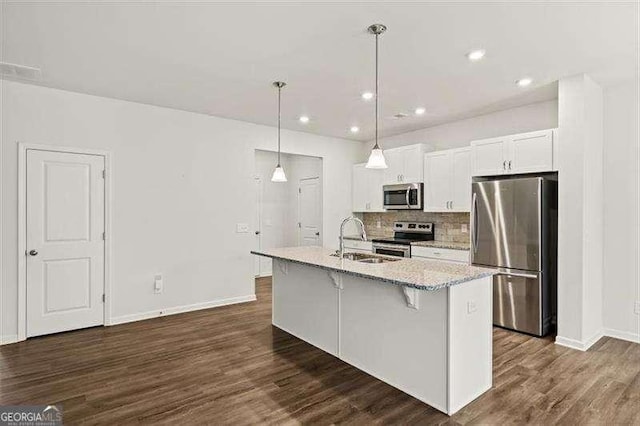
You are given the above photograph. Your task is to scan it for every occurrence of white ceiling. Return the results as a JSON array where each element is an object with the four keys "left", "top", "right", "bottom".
[{"left": 2, "top": 2, "right": 637, "bottom": 141}]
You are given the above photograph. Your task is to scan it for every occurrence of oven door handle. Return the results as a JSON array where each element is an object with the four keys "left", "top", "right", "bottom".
[{"left": 373, "top": 244, "right": 411, "bottom": 257}]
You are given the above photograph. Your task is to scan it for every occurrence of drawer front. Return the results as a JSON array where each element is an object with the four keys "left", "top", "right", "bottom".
[
  {"left": 343, "top": 240, "right": 373, "bottom": 252},
  {"left": 412, "top": 246, "right": 469, "bottom": 263}
]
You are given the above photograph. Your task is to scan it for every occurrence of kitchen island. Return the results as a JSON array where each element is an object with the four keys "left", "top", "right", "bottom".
[{"left": 251, "top": 246, "right": 496, "bottom": 415}]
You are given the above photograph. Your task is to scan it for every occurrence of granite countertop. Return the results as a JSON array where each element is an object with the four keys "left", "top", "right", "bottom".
[
  {"left": 251, "top": 247, "right": 495, "bottom": 291},
  {"left": 411, "top": 241, "right": 471, "bottom": 251}
]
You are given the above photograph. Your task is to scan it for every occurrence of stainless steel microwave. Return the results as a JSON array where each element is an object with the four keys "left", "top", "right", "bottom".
[{"left": 383, "top": 183, "right": 423, "bottom": 210}]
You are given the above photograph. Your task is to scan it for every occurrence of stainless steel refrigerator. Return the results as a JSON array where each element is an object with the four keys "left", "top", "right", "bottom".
[{"left": 471, "top": 176, "right": 557, "bottom": 336}]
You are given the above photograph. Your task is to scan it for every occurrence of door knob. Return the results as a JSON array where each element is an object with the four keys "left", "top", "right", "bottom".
[
  {"left": 315, "top": 232, "right": 320, "bottom": 236},
  {"left": 255, "top": 231, "right": 260, "bottom": 235},
  {"left": 29, "top": 250, "right": 38, "bottom": 256}
]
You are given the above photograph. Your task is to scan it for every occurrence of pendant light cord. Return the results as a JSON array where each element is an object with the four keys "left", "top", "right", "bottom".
[
  {"left": 277, "top": 85, "right": 282, "bottom": 166},
  {"left": 374, "top": 32, "right": 379, "bottom": 150}
]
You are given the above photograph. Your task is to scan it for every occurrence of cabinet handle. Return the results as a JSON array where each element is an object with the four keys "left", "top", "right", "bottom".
[
  {"left": 450, "top": 201, "right": 453, "bottom": 209},
  {"left": 508, "top": 160, "right": 512, "bottom": 170},
  {"left": 503, "top": 160, "right": 506, "bottom": 170}
]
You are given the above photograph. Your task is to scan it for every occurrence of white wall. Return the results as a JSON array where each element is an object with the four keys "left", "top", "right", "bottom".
[
  {"left": 0, "top": 80, "right": 362, "bottom": 342},
  {"left": 556, "top": 74, "right": 604, "bottom": 349},
  {"left": 363, "top": 100, "right": 558, "bottom": 154},
  {"left": 603, "top": 80, "right": 640, "bottom": 342}
]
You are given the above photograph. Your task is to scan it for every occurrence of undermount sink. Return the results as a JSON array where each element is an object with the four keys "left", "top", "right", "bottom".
[{"left": 331, "top": 252, "right": 401, "bottom": 263}]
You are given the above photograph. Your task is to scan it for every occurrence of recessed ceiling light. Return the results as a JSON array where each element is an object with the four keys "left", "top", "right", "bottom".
[
  {"left": 516, "top": 78, "right": 533, "bottom": 87},
  {"left": 350, "top": 126, "right": 360, "bottom": 133},
  {"left": 361, "top": 92, "right": 374, "bottom": 100},
  {"left": 466, "top": 49, "right": 486, "bottom": 62},
  {"left": 299, "top": 115, "right": 310, "bottom": 123},
  {"left": 414, "top": 107, "right": 426, "bottom": 115}
]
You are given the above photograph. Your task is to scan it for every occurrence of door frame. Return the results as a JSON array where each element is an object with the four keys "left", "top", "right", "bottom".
[{"left": 17, "top": 143, "right": 113, "bottom": 341}]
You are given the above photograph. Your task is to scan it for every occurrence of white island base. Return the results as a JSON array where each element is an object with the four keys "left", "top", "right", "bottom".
[{"left": 272, "top": 259, "right": 493, "bottom": 415}]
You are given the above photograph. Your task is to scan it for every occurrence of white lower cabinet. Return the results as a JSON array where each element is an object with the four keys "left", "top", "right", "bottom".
[{"left": 412, "top": 247, "right": 470, "bottom": 263}]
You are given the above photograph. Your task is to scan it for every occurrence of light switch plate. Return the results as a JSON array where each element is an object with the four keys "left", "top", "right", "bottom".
[
  {"left": 467, "top": 301, "right": 477, "bottom": 314},
  {"left": 236, "top": 223, "right": 250, "bottom": 233},
  {"left": 461, "top": 224, "right": 468, "bottom": 233},
  {"left": 154, "top": 274, "right": 163, "bottom": 294}
]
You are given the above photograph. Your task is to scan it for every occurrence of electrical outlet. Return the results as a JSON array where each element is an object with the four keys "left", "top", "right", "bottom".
[
  {"left": 467, "top": 301, "right": 477, "bottom": 314},
  {"left": 461, "top": 224, "right": 468, "bottom": 233},
  {"left": 634, "top": 301, "right": 640, "bottom": 315},
  {"left": 377, "top": 220, "right": 381, "bottom": 229},
  {"left": 154, "top": 274, "right": 163, "bottom": 294}
]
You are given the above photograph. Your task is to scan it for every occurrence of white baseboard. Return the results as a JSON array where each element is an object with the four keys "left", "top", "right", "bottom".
[
  {"left": 555, "top": 330, "right": 604, "bottom": 351},
  {"left": 0, "top": 334, "right": 19, "bottom": 345},
  {"left": 109, "top": 294, "right": 257, "bottom": 326},
  {"left": 556, "top": 327, "right": 640, "bottom": 351},
  {"left": 603, "top": 328, "right": 640, "bottom": 344}
]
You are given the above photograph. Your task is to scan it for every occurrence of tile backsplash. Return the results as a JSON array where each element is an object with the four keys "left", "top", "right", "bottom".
[{"left": 362, "top": 212, "right": 471, "bottom": 243}]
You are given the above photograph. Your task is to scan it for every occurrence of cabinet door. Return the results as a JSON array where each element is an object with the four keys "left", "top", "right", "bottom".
[
  {"left": 508, "top": 129, "right": 554, "bottom": 174},
  {"left": 352, "top": 164, "right": 368, "bottom": 212},
  {"left": 423, "top": 151, "right": 451, "bottom": 212},
  {"left": 471, "top": 137, "right": 507, "bottom": 176},
  {"left": 368, "top": 168, "right": 385, "bottom": 212},
  {"left": 401, "top": 145, "right": 424, "bottom": 183},
  {"left": 383, "top": 149, "right": 403, "bottom": 184},
  {"left": 451, "top": 148, "right": 471, "bottom": 212}
]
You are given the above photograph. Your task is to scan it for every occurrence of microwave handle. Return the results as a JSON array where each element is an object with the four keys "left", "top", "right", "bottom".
[{"left": 405, "top": 187, "right": 411, "bottom": 207}]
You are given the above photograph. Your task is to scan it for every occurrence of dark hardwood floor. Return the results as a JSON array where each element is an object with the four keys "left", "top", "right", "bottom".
[{"left": 1, "top": 277, "right": 639, "bottom": 425}]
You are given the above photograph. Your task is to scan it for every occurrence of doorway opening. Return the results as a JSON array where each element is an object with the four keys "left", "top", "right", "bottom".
[{"left": 254, "top": 150, "right": 323, "bottom": 277}]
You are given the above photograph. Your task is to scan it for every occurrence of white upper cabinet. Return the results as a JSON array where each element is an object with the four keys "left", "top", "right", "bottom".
[
  {"left": 471, "top": 136, "right": 509, "bottom": 176},
  {"left": 423, "top": 148, "right": 471, "bottom": 212},
  {"left": 423, "top": 151, "right": 451, "bottom": 211},
  {"left": 451, "top": 148, "right": 472, "bottom": 211},
  {"left": 508, "top": 130, "right": 554, "bottom": 174},
  {"left": 383, "top": 144, "right": 426, "bottom": 184},
  {"left": 352, "top": 163, "right": 384, "bottom": 212},
  {"left": 471, "top": 129, "right": 557, "bottom": 176}
]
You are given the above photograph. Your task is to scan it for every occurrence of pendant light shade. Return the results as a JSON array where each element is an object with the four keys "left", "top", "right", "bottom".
[
  {"left": 366, "top": 147, "right": 388, "bottom": 169},
  {"left": 271, "top": 81, "right": 287, "bottom": 182},
  {"left": 271, "top": 165, "right": 287, "bottom": 182},
  {"left": 365, "top": 24, "right": 388, "bottom": 169}
]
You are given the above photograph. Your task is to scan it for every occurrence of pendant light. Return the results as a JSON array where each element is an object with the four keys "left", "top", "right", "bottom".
[
  {"left": 271, "top": 81, "right": 288, "bottom": 182},
  {"left": 365, "top": 24, "right": 388, "bottom": 169}
]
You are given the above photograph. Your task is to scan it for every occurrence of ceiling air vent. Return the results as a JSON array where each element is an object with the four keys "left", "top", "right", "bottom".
[
  {"left": 391, "top": 112, "right": 410, "bottom": 120},
  {"left": 0, "top": 62, "right": 42, "bottom": 81}
]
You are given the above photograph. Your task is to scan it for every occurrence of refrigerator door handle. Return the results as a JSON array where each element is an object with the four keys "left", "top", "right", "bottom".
[
  {"left": 496, "top": 271, "right": 539, "bottom": 279},
  {"left": 471, "top": 192, "right": 479, "bottom": 253}
]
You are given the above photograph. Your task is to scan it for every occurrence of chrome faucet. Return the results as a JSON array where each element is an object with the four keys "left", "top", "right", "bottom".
[{"left": 339, "top": 216, "right": 367, "bottom": 259}]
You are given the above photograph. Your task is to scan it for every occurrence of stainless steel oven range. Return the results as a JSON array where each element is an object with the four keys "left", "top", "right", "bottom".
[{"left": 372, "top": 221, "right": 434, "bottom": 258}]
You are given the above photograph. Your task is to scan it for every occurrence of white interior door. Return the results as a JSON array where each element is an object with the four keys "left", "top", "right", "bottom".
[
  {"left": 298, "top": 177, "right": 322, "bottom": 246},
  {"left": 26, "top": 149, "right": 105, "bottom": 337}
]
